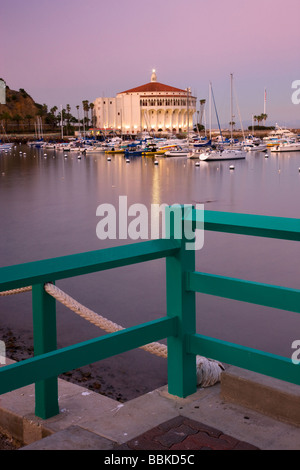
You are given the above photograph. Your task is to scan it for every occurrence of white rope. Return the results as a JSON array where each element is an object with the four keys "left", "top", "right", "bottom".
[
  {"left": 44, "top": 283, "right": 224, "bottom": 387},
  {"left": 0, "top": 286, "right": 32, "bottom": 296},
  {"left": 0, "top": 283, "right": 224, "bottom": 387},
  {"left": 44, "top": 282, "right": 168, "bottom": 359}
]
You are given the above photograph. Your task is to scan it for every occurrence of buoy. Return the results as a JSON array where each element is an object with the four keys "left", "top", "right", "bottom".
[
  {"left": 298, "top": 168, "right": 300, "bottom": 172},
  {"left": 265, "top": 153, "right": 268, "bottom": 158},
  {"left": 78, "top": 155, "right": 81, "bottom": 159},
  {"left": 229, "top": 165, "right": 235, "bottom": 170},
  {"left": 195, "top": 161, "right": 200, "bottom": 166},
  {"left": 107, "top": 157, "right": 111, "bottom": 161},
  {"left": 154, "top": 160, "right": 158, "bottom": 165},
  {"left": 126, "top": 159, "right": 130, "bottom": 163}
]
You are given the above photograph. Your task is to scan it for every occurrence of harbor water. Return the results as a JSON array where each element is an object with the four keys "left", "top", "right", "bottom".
[{"left": 0, "top": 145, "right": 300, "bottom": 400}]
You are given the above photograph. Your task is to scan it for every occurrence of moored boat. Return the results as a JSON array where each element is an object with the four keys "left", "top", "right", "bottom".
[
  {"left": 243, "top": 142, "right": 267, "bottom": 152},
  {"left": 270, "top": 141, "right": 300, "bottom": 152},
  {"left": 164, "top": 145, "right": 192, "bottom": 157},
  {"left": 0, "top": 142, "right": 13, "bottom": 151},
  {"left": 199, "top": 148, "right": 246, "bottom": 161}
]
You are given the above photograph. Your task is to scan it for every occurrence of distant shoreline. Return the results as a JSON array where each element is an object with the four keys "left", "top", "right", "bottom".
[{"left": 2, "top": 128, "right": 300, "bottom": 144}]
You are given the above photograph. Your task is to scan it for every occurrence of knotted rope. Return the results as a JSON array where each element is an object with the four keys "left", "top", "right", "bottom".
[{"left": 0, "top": 283, "right": 224, "bottom": 386}]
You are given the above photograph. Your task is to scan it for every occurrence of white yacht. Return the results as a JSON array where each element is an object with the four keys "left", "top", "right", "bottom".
[
  {"left": 199, "top": 148, "right": 246, "bottom": 161},
  {"left": 270, "top": 141, "right": 300, "bottom": 152},
  {"left": 163, "top": 145, "right": 192, "bottom": 157},
  {"left": 263, "top": 125, "right": 297, "bottom": 146},
  {"left": 243, "top": 142, "right": 267, "bottom": 152}
]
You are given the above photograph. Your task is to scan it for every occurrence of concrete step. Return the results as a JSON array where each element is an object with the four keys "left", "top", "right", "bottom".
[{"left": 221, "top": 365, "right": 300, "bottom": 426}]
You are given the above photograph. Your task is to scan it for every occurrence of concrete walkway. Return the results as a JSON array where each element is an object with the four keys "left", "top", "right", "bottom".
[{"left": 0, "top": 365, "right": 299, "bottom": 451}]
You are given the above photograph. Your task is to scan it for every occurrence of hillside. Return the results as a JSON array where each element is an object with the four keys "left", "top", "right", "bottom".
[{"left": 0, "top": 84, "right": 41, "bottom": 120}]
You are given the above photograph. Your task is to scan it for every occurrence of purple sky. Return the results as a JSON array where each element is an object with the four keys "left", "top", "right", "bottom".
[{"left": 2, "top": 0, "right": 300, "bottom": 127}]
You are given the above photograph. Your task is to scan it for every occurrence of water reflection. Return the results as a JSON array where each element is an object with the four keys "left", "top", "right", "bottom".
[{"left": 0, "top": 145, "right": 300, "bottom": 398}]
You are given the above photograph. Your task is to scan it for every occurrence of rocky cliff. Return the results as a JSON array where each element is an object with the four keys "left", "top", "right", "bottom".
[{"left": 0, "top": 84, "right": 41, "bottom": 119}]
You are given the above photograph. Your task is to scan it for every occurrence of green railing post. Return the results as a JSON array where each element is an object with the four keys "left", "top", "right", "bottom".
[
  {"left": 166, "top": 205, "right": 197, "bottom": 397},
  {"left": 32, "top": 283, "right": 59, "bottom": 418}
]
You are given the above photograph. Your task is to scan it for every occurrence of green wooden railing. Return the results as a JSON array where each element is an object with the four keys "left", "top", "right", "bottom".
[{"left": 0, "top": 207, "right": 299, "bottom": 419}]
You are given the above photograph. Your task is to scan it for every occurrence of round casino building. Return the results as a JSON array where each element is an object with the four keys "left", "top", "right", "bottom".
[{"left": 93, "top": 70, "right": 197, "bottom": 135}]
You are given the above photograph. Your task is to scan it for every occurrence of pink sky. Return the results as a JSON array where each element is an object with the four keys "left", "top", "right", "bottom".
[{"left": 1, "top": 0, "right": 300, "bottom": 126}]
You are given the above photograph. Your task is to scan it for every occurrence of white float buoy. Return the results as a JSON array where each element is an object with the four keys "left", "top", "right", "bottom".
[
  {"left": 78, "top": 155, "right": 81, "bottom": 159},
  {"left": 154, "top": 160, "right": 158, "bottom": 165},
  {"left": 229, "top": 165, "right": 235, "bottom": 170},
  {"left": 126, "top": 159, "right": 130, "bottom": 163},
  {"left": 195, "top": 161, "right": 200, "bottom": 166},
  {"left": 107, "top": 157, "right": 111, "bottom": 161}
]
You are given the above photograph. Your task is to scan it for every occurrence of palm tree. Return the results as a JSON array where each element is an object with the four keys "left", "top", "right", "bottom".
[
  {"left": 89, "top": 103, "right": 95, "bottom": 128},
  {"left": 257, "top": 115, "right": 264, "bottom": 127},
  {"left": 48, "top": 107, "right": 58, "bottom": 130},
  {"left": 76, "top": 105, "right": 81, "bottom": 135},
  {"left": 82, "top": 100, "right": 90, "bottom": 128},
  {"left": 66, "top": 104, "right": 71, "bottom": 135},
  {"left": 261, "top": 113, "right": 268, "bottom": 126},
  {"left": 50, "top": 106, "right": 58, "bottom": 117}
]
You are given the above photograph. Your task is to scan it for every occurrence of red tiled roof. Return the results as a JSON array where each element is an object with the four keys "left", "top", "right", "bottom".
[{"left": 118, "top": 81, "right": 188, "bottom": 94}]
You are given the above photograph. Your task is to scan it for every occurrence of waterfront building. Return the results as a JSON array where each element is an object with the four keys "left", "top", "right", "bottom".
[
  {"left": 93, "top": 70, "right": 197, "bottom": 135},
  {"left": 0, "top": 79, "right": 6, "bottom": 105}
]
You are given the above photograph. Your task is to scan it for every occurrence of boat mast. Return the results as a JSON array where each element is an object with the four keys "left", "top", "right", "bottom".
[
  {"left": 230, "top": 73, "right": 233, "bottom": 143},
  {"left": 264, "top": 88, "right": 267, "bottom": 125},
  {"left": 209, "top": 82, "right": 212, "bottom": 141},
  {"left": 61, "top": 105, "right": 63, "bottom": 140}
]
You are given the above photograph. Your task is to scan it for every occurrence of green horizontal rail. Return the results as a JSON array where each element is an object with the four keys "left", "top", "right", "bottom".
[
  {"left": 187, "top": 209, "right": 300, "bottom": 241},
  {"left": 187, "top": 271, "right": 300, "bottom": 314},
  {"left": 188, "top": 333, "right": 300, "bottom": 386},
  {"left": 0, "top": 316, "right": 176, "bottom": 395},
  {"left": 0, "top": 209, "right": 299, "bottom": 419},
  {"left": 0, "top": 238, "right": 180, "bottom": 292}
]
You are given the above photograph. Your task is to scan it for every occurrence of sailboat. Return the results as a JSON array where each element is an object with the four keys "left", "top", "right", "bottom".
[
  {"left": 199, "top": 76, "right": 246, "bottom": 162},
  {"left": 0, "top": 123, "right": 13, "bottom": 151}
]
